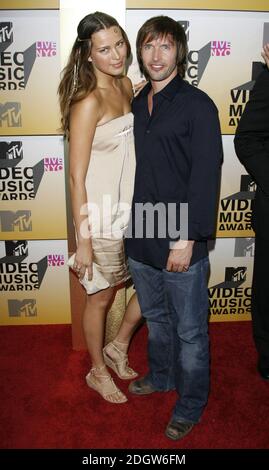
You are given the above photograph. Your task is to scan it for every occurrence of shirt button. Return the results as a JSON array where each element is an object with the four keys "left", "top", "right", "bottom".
[{"left": 146, "top": 130, "right": 150, "bottom": 134}]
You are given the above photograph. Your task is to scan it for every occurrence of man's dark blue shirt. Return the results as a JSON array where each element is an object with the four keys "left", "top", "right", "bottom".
[{"left": 125, "top": 74, "right": 223, "bottom": 269}]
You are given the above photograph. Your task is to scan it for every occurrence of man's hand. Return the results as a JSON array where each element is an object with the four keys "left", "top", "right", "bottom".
[
  {"left": 261, "top": 43, "right": 269, "bottom": 68},
  {"left": 166, "top": 240, "right": 195, "bottom": 272}
]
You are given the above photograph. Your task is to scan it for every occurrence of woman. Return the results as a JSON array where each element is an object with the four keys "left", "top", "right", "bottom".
[{"left": 58, "top": 12, "right": 141, "bottom": 404}]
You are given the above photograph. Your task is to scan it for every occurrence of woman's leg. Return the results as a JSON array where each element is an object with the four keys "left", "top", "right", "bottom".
[
  {"left": 114, "top": 292, "right": 142, "bottom": 352},
  {"left": 83, "top": 287, "right": 127, "bottom": 403},
  {"left": 103, "top": 292, "right": 142, "bottom": 379}
]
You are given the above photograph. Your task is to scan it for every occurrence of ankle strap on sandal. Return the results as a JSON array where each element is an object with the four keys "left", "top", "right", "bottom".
[
  {"left": 113, "top": 339, "right": 129, "bottom": 346},
  {"left": 106, "top": 342, "right": 128, "bottom": 362},
  {"left": 90, "top": 364, "right": 110, "bottom": 378}
]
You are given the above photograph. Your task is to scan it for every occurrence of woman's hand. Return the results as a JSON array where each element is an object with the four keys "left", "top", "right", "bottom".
[
  {"left": 133, "top": 80, "right": 147, "bottom": 97},
  {"left": 73, "top": 240, "right": 93, "bottom": 281}
]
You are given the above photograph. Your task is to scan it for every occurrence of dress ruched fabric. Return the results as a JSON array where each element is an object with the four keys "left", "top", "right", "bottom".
[{"left": 70, "top": 112, "right": 136, "bottom": 294}]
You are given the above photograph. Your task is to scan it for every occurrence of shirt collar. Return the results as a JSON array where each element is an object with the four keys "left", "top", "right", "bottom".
[{"left": 139, "top": 74, "right": 183, "bottom": 101}]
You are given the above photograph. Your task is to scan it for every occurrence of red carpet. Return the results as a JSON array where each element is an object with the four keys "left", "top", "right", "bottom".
[{"left": 0, "top": 321, "right": 268, "bottom": 449}]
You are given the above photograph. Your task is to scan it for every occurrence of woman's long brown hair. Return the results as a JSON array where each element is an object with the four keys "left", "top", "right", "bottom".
[{"left": 58, "top": 11, "right": 131, "bottom": 136}]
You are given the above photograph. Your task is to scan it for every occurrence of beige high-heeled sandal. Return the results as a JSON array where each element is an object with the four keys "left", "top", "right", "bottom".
[
  {"left": 103, "top": 340, "right": 138, "bottom": 380},
  {"left": 85, "top": 365, "right": 127, "bottom": 404}
]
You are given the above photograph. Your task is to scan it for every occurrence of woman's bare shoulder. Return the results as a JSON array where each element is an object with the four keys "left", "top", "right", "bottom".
[{"left": 71, "top": 91, "right": 102, "bottom": 122}]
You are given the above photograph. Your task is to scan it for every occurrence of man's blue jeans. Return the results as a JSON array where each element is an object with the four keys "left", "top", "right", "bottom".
[{"left": 128, "top": 256, "right": 210, "bottom": 424}]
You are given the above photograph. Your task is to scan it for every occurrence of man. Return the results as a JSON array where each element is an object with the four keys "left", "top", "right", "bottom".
[
  {"left": 234, "top": 44, "right": 269, "bottom": 382},
  {"left": 125, "top": 16, "right": 222, "bottom": 440}
]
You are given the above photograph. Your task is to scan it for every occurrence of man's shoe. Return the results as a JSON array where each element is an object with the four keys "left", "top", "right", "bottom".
[
  {"left": 165, "top": 419, "right": 194, "bottom": 441},
  {"left": 128, "top": 377, "right": 157, "bottom": 395},
  {"left": 257, "top": 364, "right": 269, "bottom": 381}
]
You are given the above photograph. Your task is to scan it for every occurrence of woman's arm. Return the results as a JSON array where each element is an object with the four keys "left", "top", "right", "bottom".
[{"left": 69, "top": 94, "right": 101, "bottom": 280}]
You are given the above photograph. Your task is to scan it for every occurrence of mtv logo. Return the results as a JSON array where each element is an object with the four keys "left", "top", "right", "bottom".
[
  {"left": 0, "top": 141, "right": 23, "bottom": 168},
  {"left": 178, "top": 21, "right": 189, "bottom": 41},
  {"left": 234, "top": 238, "right": 255, "bottom": 257},
  {"left": 5, "top": 240, "right": 28, "bottom": 257},
  {"left": 0, "top": 102, "right": 22, "bottom": 128},
  {"left": 248, "top": 180, "right": 256, "bottom": 192},
  {"left": 0, "top": 22, "right": 13, "bottom": 52},
  {"left": 210, "top": 265, "right": 247, "bottom": 289},
  {"left": 0, "top": 240, "right": 28, "bottom": 264},
  {"left": 225, "top": 266, "right": 247, "bottom": 283},
  {"left": 240, "top": 175, "right": 256, "bottom": 192},
  {"left": 0, "top": 210, "right": 32, "bottom": 232},
  {"left": 8, "top": 299, "right": 37, "bottom": 317}
]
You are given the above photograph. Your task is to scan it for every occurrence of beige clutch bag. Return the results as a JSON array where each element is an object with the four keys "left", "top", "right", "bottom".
[{"left": 67, "top": 253, "right": 110, "bottom": 295}]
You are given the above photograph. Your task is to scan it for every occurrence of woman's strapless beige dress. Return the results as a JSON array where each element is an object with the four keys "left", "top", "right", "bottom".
[{"left": 69, "top": 112, "right": 136, "bottom": 294}]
